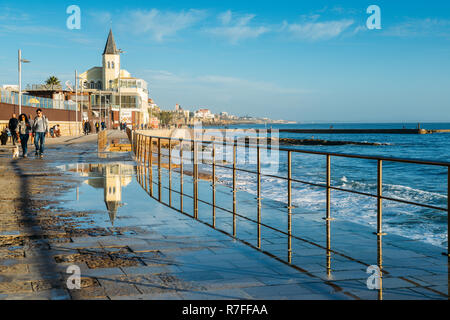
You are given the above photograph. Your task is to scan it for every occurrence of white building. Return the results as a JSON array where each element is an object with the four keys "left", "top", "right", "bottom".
[
  {"left": 78, "top": 29, "right": 150, "bottom": 126},
  {"left": 195, "top": 109, "right": 214, "bottom": 120}
]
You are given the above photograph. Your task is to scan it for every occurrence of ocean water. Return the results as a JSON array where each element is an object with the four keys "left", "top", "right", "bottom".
[{"left": 202, "top": 123, "right": 450, "bottom": 248}]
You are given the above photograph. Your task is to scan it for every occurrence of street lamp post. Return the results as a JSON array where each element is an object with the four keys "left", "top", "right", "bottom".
[
  {"left": 18, "top": 49, "right": 30, "bottom": 115},
  {"left": 106, "top": 99, "right": 110, "bottom": 130},
  {"left": 75, "top": 70, "right": 79, "bottom": 135},
  {"left": 100, "top": 92, "right": 102, "bottom": 129},
  {"left": 117, "top": 49, "right": 125, "bottom": 130}
]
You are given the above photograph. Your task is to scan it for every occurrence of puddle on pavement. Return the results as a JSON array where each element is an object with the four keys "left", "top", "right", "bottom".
[{"left": 56, "top": 162, "right": 160, "bottom": 230}]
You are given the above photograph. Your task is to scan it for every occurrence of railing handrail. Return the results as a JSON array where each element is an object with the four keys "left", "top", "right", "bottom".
[
  {"left": 135, "top": 132, "right": 450, "bottom": 168},
  {"left": 130, "top": 129, "right": 450, "bottom": 300}
]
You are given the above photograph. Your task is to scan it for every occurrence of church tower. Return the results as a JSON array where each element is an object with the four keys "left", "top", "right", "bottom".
[{"left": 102, "top": 29, "right": 120, "bottom": 90}]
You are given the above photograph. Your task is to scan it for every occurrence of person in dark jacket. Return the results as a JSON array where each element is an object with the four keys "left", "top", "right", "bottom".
[
  {"left": 17, "top": 114, "right": 31, "bottom": 158},
  {"left": 8, "top": 114, "right": 19, "bottom": 145}
]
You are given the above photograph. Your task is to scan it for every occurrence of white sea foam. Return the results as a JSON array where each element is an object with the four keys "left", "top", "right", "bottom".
[{"left": 212, "top": 164, "right": 447, "bottom": 248}]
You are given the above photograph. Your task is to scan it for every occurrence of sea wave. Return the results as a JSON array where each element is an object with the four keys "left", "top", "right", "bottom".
[{"left": 212, "top": 165, "right": 447, "bottom": 248}]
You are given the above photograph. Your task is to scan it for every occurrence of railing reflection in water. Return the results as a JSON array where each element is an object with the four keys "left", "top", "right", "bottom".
[{"left": 130, "top": 130, "right": 450, "bottom": 300}]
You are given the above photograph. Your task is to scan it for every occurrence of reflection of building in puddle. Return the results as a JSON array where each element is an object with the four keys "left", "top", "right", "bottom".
[{"left": 67, "top": 163, "right": 134, "bottom": 226}]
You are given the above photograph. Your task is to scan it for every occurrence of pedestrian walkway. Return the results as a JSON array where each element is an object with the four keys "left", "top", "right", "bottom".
[{"left": 0, "top": 133, "right": 447, "bottom": 300}]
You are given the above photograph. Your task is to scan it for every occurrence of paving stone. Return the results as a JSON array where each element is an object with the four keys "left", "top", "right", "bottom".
[
  {"left": 121, "top": 266, "right": 169, "bottom": 276},
  {"left": 110, "top": 292, "right": 182, "bottom": 300},
  {"left": 82, "top": 267, "right": 125, "bottom": 278},
  {"left": 70, "top": 286, "right": 108, "bottom": 300},
  {"left": 381, "top": 277, "right": 421, "bottom": 289},
  {"left": 98, "top": 277, "right": 141, "bottom": 296},
  {"left": 382, "top": 287, "right": 430, "bottom": 300},
  {"left": 242, "top": 284, "right": 314, "bottom": 300},
  {"left": 178, "top": 288, "right": 253, "bottom": 300}
]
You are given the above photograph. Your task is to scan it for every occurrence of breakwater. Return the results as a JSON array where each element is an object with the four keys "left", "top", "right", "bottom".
[{"left": 280, "top": 129, "right": 450, "bottom": 134}]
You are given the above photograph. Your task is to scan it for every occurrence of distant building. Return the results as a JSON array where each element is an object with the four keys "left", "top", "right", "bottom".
[
  {"left": 148, "top": 117, "right": 160, "bottom": 129},
  {"left": 2, "top": 85, "right": 19, "bottom": 92},
  {"left": 195, "top": 109, "right": 214, "bottom": 120},
  {"left": 175, "top": 104, "right": 183, "bottom": 112}
]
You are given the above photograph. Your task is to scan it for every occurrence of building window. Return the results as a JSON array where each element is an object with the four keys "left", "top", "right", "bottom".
[
  {"left": 90, "top": 81, "right": 95, "bottom": 89},
  {"left": 108, "top": 62, "right": 111, "bottom": 69},
  {"left": 111, "top": 62, "right": 115, "bottom": 69},
  {"left": 97, "top": 81, "right": 102, "bottom": 90}
]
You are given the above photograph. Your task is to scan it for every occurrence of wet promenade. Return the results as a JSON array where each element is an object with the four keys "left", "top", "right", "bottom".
[{"left": 0, "top": 132, "right": 447, "bottom": 300}]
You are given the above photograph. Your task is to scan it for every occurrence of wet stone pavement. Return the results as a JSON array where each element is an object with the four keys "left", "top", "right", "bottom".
[{"left": 0, "top": 132, "right": 448, "bottom": 300}]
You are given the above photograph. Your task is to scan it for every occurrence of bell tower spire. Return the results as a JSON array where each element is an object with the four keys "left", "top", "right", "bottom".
[{"left": 102, "top": 29, "right": 120, "bottom": 90}]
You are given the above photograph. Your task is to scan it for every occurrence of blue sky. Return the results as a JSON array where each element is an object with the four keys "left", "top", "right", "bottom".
[{"left": 0, "top": 0, "right": 449, "bottom": 122}]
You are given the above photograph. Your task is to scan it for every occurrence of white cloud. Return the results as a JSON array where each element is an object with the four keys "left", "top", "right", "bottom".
[
  {"left": 0, "top": 7, "right": 29, "bottom": 21},
  {"left": 386, "top": 18, "right": 450, "bottom": 38},
  {"left": 284, "top": 19, "right": 355, "bottom": 41},
  {"left": 206, "top": 11, "right": 269, "bottom": 44},
  {"left": 126, "top": 9, "right": 207, "bottom": 41}
]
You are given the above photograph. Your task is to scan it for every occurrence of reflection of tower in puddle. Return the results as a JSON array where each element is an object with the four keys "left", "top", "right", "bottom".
[
  {"left": 104, "top": 164, "right": 131, "bottom": 225},
  {"left": 76, "top": 163, "right": 133, "bottom": 226}
]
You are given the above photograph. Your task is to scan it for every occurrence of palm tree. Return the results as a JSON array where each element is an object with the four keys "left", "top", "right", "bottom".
[{"left": 45, "top": 76, "right": 61, "bottom": 90}]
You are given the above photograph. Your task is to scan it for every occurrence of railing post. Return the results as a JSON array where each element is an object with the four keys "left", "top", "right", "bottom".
[
  {"left": 149, "top": 137, "right": 153, "bottom": 196},
  {"left": 257, "top": 144, "right": 261, "bottom": 249},
  {"left": 169, "top": 139, "right": 172, "bottom": 206},
  {"left": 377, "top": 159, "right": 385, "bottom": 300},
  {"left": 325, "top": 155, "right": 333, "bottom": 278},
  {"left": 193, "top": 140, "right": 198, "bottom": 219},
  {"left": 447, "top": 166, "right": 449, "bottom": 296},
  {"left": 158, "top": 138, "right": 161, "bottom": 201},
  {"left": 136, "top": 134, "right": 140, "bottom": 161},
  {"left": 288, "top": 151, "right": 292, "bottom": 264},
  {"left": 144, "top": 136, "right": 148, "bottom": 165},
  {"left": 212, "top": 143, "right": 216, "bottom": 228},
  {"left": 180, "top": 139, "right": 184, "bottom": 212},
  {"left": 143, "top": 136, "right": 148, "bottom": 191},
  {"left": 139, "top": 134, "right": 143, "bottom": 164},
  {"left": 233, "top": 139, "right": 237, "bottom": 237},
  {"left": 139, "top": 134, "right": 143, "bottom": 163}
]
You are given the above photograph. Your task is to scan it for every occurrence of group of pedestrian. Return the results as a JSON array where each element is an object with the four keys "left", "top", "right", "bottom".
[
  {"left": 83, "top": 121, "right": 107, "bottom": 135},
  {"left": 83, "top": 120, "right": 91, "bottom": 135},
  {"left": 8, "top": 108, "right": 49, "bottom": 159}
]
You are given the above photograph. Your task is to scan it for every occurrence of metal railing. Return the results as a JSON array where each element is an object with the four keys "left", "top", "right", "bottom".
[
  {"left": 0, "top": 88, "right": 77, "bottom": 111},
  {"left": 130, "top": 129, "right": 449, "bottom": 300}
]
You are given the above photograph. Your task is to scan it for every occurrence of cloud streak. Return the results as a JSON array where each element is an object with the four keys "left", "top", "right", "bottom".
[
  {"left": 206, "top": 10, "right": 269, "bottom": 44},
  {"left": 283, "top": 19, "right": 355, "bottom": 41},
  {"left": 385, "top": 18, "right": 450, "bottom": 38},
  {"left": 126, "top": 9, "right": 207, "bottom": 41}
]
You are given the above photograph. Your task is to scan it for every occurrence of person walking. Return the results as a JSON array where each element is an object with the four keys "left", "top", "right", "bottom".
[
  {"left": 28, "top": 114, "right": 34, "bottom": 145},
  {"left": 32, "top": 109, "right": 49, "bottom": 159},
  {"left": 95, "top": 122, "right": 100, "bottom": 133},
  {"left": 87, "top": 121, "right": 92, "bottom": 135},
  {"left": 84, "top": 121, "right": 91, "bottom": 135},
  {"left": 17, "top": 114, "right": 31, "bottom": 158},
  {"left": 8, "top": 114, "right": 19, "bottom": 146}
]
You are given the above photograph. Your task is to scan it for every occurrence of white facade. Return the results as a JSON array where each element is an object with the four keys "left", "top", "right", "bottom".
[{"left": 78, "top": 30, "right": 150, "bottom": 124}]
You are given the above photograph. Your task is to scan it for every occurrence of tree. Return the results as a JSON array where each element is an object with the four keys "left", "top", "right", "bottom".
[
  {"left": 45, "top": 76, "right": 61, "bottom": 90},
  {"left": 157, "top": 111, "right": 174, "bottom": 126}
]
